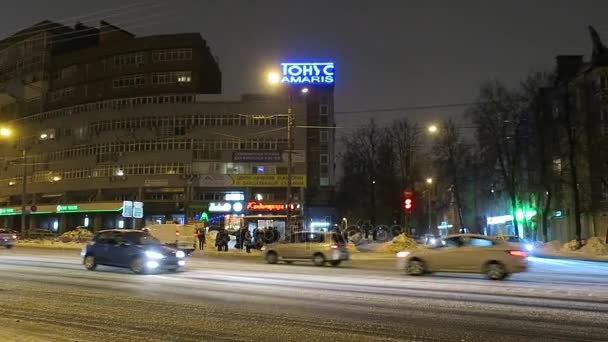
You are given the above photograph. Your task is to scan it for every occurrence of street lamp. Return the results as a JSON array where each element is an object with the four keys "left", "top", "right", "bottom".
[
  {"left": 0, "top": 127, "right": 11, "bottom": 137},
  {"left": 425, "top": 178, "right": 434, "bottom": 233},
  {"left": 268, "top": 71, "right": 281, "bottom": 84},
  {"left": 427, "top": 124, "right": 438, "bottom": 134}
]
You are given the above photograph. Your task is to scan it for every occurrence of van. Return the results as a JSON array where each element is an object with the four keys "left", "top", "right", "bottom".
[{"left": 144, "top": 223, "right": 199, "bottom": 253}]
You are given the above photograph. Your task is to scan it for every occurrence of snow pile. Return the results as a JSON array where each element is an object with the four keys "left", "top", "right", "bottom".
[
  {"left": 540, "top": 240, "right": 562, "bottom": 254},
  {"left": 17, "top": 239, "right": 84, "bottom": 249},
  {"left": 579, "top": 237, "right": 608, "bottom": 255},
  {"left": 59, "top": 227, "right": 93, "bottom": 242},
  {"left": 376, "top": 234, "right": 421, "bottom": 254}
]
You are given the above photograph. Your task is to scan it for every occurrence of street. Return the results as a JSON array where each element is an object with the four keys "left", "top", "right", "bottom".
[{"left": 1, "top": 248, "right": 608, "bottom": 341}]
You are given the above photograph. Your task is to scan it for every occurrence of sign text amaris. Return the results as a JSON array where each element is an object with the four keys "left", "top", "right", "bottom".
[{"left": 281, "top": 62, "right": 334, "bottom": 84}]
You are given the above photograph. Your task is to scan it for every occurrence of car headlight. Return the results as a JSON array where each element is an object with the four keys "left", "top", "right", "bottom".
[
  {"left": 524, "top": 244, "right": 534, "bottom": 252},
  {"left": 260, "top": 246, "right": 266, "bottom": 251},
  {"left": 145, "top": 251, "right": 165, "bottom": 259},
  {"left": 80, "top": 247, "right": 87, "bottom": 257},
  {"left": 176, "top": 250, "right": 186, "bottom": 258},
  {"left": 429, "top": 238, "right": 436, "bottom": 245},
  {"left": 396, "top": 251, "right": 410, "bottom": 258}
]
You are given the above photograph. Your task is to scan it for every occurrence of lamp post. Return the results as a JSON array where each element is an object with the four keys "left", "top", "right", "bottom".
[
  {"left": 426, "top": 177, "right": 433, "bottom": 233},
  {"left": 267, "top": 72, "right": 308, "bottom": 238}
]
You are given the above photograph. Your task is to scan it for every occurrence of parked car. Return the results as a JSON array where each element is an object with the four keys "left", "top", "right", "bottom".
[
  {"left": 0, "top": 229, "right": 17, "bottom": 249},
  {"left": 397, "top": 234, "right": 528, "bottom": 280},
  {"left": 262, "top": 231, "right": 350, "bottom": 266},
  {"left": 81, "top": 229, "right": 186, "bottom": 274}
]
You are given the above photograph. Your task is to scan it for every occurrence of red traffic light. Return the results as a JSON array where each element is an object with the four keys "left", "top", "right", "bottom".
[{"left": 402, "top": 189, "right": 414, "bottom": 212}]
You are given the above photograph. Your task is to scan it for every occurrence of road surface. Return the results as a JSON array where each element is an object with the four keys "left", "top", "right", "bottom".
[{"left": 1, "top": 248, "right": 607, "bottom": 341}]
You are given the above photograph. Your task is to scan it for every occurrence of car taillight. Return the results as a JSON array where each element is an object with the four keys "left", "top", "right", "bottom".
[
  {"left": 12, "top": 234, "right": 17, "bottom": 239},
  {"left": 175, "top": 231, "right": 180, "bottom": 237},
  {"left": 509, "top": 250, "right": 527, "bottom": 257},
  {"left": 330, "top": 244, "right": 339, "bottom": 249}
]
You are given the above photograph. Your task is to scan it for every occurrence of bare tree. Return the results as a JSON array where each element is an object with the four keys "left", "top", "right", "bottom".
[
  {"left": 431, "top": 119, "right": 471, "bottom": 230},
  {"left": 389, "top": 118, "right": 421, "bottom": 190},
  {"left": 468, "top": 80, "right": 528, "bottom": 238}
]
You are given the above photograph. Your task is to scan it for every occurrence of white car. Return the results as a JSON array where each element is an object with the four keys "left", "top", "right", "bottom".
[
  {"left": 263, "top": 231, "right": 350, "bottom": 266},
  {"left": 397, "top": 234, "right": 528, "bottom": 280}
]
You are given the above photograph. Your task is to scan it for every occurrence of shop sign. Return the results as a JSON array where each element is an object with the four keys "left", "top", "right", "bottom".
[
  {"left": 57, "top": 205, "right": 78, "bottom": 212},
  {"left": 486, "top": 215, "right": 514, "bottom": 225},
  {"left": 233, "top": 151, "right": 282, "bottom": 162},
  {"left": 209, "top": 202, "right": 232, "bottom": 212},
  {"left": 0, "top": 208, "right": 15, "bottom": 215},
  {"left": 281, "top": 62, "right": 335, "bottom": 84},
  {"left": 133, "top": 202, "right": 144, "bottom": 219},
  {"left": 199, "top": 174, "right": 306, "bottom": 188},
  {"left": 246, "top": 201, "right": 285, "bottom": 211},
  {"left": 122, "top": 201, "right": 133, "bottom": 218}
]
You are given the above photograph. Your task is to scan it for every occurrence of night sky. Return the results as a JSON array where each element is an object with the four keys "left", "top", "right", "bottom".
[{"left": 2, "top": 0, "right": 608, "bottom": 133}]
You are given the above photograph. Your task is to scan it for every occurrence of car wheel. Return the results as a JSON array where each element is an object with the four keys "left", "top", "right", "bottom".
[
  {"left": 265, "top": 251, "right": 278, "bottom": 264},
  {"left": 83, "top": 255, "right": 97, "bottom": 271},
  {"left": 5, "top": 244, "right": 13, "bottom": 249},
  {"left": 312, "top": 253, "right": 326, "bottom": 266},
  {"left": 329, "top": 260, "right": 341, "bottom": 267},
  {"left": 486, "top": 262, "right": 507, "bottom": 280},
  {"left": 406, "top": 259, "right": 425, "bottom": 276},
  {"left": 168, "top": 267, "right": 179, "bottom": 272},
  {"left": 130, "top": 257, "right": 145, "bottom": 274}
]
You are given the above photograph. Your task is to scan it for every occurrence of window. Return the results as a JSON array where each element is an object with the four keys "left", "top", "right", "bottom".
[
  {"left": 440, "top": 237, "right": 463, "bottom": 248},
  {"left": 319, "top": 130, "right": 329, "bottom": 143},
  {"left": 152, "top": 48, "right": 193, "bottom": 62},
  {"left": 305, "top": 233, "right": 325, "bottom": 243},
  {"left": 320, "top": 177, "right": 329, "bottom": 186},
  {"left": 113, "top": 52, "right": 144, "bottom": 68},
  {"left": 466, "top": 238, "right": 494, "bottom": 247},
  {"left": 320, "top": 104, "right": 329, "bottom": 115},
  {"left": 320, "top": 154, "right": 329, "bottom": 164},
  {"left": 113, "top": 74, "right": 145, "bottom": 88},
  {"left": 50, "top": 87, "right": 75, "bottom": 102},
  {"left": 151, "top": 71, "right": 192, "bottom": 85},
  {"left": 552, "top": 158, "right": 562, "bottom": 172}
]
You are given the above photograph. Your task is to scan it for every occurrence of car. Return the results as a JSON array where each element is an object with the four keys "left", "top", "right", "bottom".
[
  {"left": 396, "top": 234, "right": 528, "bottom": 280},
  {"left": 81, "top": 229, "right": 186, "bottom": 274},
  {"left": 263, "top": 231, "right": 350, "bottom": 266},
  {"left": 494, "top": 235, "right": 536, "bottom": 252},
  {"left": 0, "top": 229, "right": 17, "bottom": 249},
  {"left": 144, "top": 223, "right": 198, "bottom": 254}
]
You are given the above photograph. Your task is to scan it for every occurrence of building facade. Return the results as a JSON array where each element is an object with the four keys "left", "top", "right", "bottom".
[
  {"left": 534, "top": 28, "right": 608, "bottom": 242},
  {"left": 0, "top": 21, "right": 337, "bottom": 235}
]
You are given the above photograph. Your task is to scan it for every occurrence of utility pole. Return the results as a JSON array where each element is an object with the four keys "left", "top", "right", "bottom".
[
  {"left": 286, "top": 91, "right": 294, "bottom": 238},
  {"left": 20, "top": 149, "right": 27, "bottom": 233}
]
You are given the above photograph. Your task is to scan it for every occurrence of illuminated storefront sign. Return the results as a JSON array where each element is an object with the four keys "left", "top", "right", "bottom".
[
  {"left": 281, "top": 62, "right": 335, "bottom": 84},
  {"left": 246, "top": 202, "right": 285, "bottom": 211},
  {"left": 209, "top": 202, "right": 244, "bottom": 213},
  {"left": 57, "top": 205, "right": 78, "bottom": 212},
  {"left": 0, "top": 208, "right": 15, "bottom": 215},
  {"left": 133, "top": 201, "right": 144, "bottom": 218},
  {"left": 486, "top": 215, "right": 514, "bottom": 225},
  {"left": 199, "top": 174, "right": 307, "bottom": 188},
  {"left": 224, "top": 192, "right": 245, "bottom": 201}
]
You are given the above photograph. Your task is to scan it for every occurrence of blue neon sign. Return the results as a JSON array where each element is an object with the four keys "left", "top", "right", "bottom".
[{"left": 281, "top": 62, "right": 335, "bottom": 84}]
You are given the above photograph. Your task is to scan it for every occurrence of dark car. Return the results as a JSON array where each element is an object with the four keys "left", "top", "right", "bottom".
[{"left": 81, "top": 229, "right": 186, "bottom": 274}]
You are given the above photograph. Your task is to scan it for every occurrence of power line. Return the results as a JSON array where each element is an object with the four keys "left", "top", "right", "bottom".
[
  {"left": 1, "top": 1, "right": 163, "bottom": 41},
  {"left": 334, "top": 102, "right": 479, "bottom": 115}
]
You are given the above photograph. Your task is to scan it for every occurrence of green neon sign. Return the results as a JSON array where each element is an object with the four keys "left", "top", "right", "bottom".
[
  {"left": 57, "top": 205, "right": 78, "bottom": 212},
  {"left": 0, "top": 208, "right": 15, "bottom": 215},
  {"left": 200, "top": 211, "right": 209, "bottom": 221}
]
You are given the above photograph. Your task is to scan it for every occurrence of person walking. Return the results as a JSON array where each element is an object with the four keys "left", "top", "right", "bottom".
[
  {"left": 244, "top": 229, "right": 252, "bottom": 253},
  {"left": 216, "top": 229, "right": 229, "bottom": 252},
  {"left": 197, "top": 228, "right": 206, "bottom": 251}
]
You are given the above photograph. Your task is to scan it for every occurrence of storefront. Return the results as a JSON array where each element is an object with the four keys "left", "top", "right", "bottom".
[
  {"left": 0, "top": 202, "right": 124, "bottom": 232},
  {"left": 244, "top": 201, "right": 302, "bottom": 241}
]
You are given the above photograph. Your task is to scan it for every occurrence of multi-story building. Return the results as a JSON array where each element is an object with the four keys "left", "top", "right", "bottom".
[
  {"left": 534, "top": 27, "right": 608, "bottom": 242},
  {"left": 0, "top": 21, "right": 337, "bottom": 236}
]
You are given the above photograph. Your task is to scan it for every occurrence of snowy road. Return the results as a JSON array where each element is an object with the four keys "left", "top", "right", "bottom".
[{"left": 1, "top": 249, "right": 608, "bottom": 341}]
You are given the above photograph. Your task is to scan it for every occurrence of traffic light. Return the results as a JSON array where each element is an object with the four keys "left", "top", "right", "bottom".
[{"left": 403, "top": 190, "right": 414, "bottom": 212}]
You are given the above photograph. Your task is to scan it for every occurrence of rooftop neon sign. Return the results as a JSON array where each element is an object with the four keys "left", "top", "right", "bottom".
[{"left": 281, "top": 62, "right": 334, "bottom": 84}]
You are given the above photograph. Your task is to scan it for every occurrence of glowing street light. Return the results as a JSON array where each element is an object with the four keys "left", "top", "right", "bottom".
[
  {"left": 427, "top": 124, "right": 438, "bottom": 134},
  {"left": 0, "top": 127, "right": 12, "bottom": 137},
  {"left": 426, "top": 177, "right": 433, "bottom": 185},
  {"left": 52, "top": 175, "right": 62, "bottom": 182},
  {"left": 268, "top": 71, "right": 281, "bottom": 84},
  {"left": 301, "top": 87, "right": 309, "bottom": 94}
]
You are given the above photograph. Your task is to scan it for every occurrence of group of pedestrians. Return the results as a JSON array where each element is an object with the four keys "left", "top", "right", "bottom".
[{"left": 194, "top": 226, "right": 287, "bottom": 253}]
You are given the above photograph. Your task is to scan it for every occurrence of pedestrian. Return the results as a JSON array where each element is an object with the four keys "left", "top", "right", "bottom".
[
  {"left": 244, "top": 229, "right": 252, "bottom": 253},
  {"left": 197, "top": 228, "right": 206, "bottom": 251},
  {"left": 216, "top": 229, "right": 228, "bottom": 252}
]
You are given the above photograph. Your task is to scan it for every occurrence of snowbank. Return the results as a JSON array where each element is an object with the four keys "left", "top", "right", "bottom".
[
  {"left": 375, "top": 234, "right": 422, "bottom": 254},
  {"left": 537, "top": 237, "right": 608, "bottom": 261},
  {"left": 17, "top": 239, "right": 84, "bottom": 250},
  {"left": 59, "top": 227, "right": 93, "bottom": 243}
]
